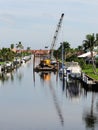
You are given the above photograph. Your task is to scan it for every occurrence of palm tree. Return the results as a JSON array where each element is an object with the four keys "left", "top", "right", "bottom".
[
  {"left": 16, "top": 41, "right": 24, "bottom": 58},
  {"left": 0, "top": 48, "right": 15, "bottom": 61},
  {"left": 27, "top": 47, "right": 31, "bottom": 55},
  {"left": 57, "top": 41, "right": 70, "bottom": 60},
  {"left": 16, "top": 41, "right": 24, "bottom": 50},
  {"left": 77, "top": 45, "right": 83, "bottom": 53},
  {"left": 83, "top": 33, "right": 98, "bottom": 74},
  {"left": 10, "top": 44, "right": 14, "bottom": 49}
]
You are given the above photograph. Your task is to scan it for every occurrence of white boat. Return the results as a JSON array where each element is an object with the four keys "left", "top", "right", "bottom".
[{"left": 66, "top": 62, "right": 81, "bottom": 79}]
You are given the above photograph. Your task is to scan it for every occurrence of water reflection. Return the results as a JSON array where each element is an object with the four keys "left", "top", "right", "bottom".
[
  {"left": 0, "top": 59, "right": 98, "bottom": 130},
  {"left": 38, "top": 71, "right": 64, "bottom": 125},
  {"left": 0, "top": 72, "right": 14, "bottom": 85},
  {"left": 40, "top": 72, "right": 51, "bottom": 81},
  {"left": 83, "top": 92, "right": 98, "bottom": 130},
  {"left": 0, "top": 61, "right": 31, "bottom": 86},
  {"left": 33, "top": 70, "right": 98, "bottom": 129},
  {"left": 66, "top": 79, "right": 82, "bottom": 99},
  {"left": 16, "top": 68, "right": 23, "bottom": 82}
]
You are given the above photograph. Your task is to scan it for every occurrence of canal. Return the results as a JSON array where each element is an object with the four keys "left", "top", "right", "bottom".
[{"left": 0, "top": 57, "right": 98, "bottom": 130}]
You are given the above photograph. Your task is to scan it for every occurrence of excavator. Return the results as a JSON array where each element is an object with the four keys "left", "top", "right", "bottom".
[{"left": 39, "top": 13, "right": 64, "bottom": 68}]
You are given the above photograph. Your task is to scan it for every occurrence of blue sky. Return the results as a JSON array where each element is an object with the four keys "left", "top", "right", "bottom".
[{"left": 0, "top": 0, "right": 98, "bottom": 49}]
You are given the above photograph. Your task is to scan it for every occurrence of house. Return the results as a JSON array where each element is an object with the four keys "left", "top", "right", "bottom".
[{"left": 78, "top": 51, "right": 97, "bottom": 64}]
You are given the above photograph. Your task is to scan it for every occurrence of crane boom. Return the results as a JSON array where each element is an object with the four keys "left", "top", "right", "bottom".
[
  {"left": 37, "top": 13, "right": 64, "bottom": 69},
  {"left": 50, "top": 13, "right": 64, "bottom": 60}
]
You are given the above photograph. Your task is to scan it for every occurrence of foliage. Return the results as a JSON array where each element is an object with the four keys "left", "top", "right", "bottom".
[
  {"left": 10, "top": 44, "right": 14, "bottom": 49},
  {"left": 54, "top": 41, "right": 71, "bottom": 59},
  {"left": 83, "top": 64, "right": 98, "bottom": 80},
  {"left": 0, "top": 48, "right": 15, "bottom": 61},
  {"left": 16, "top": 41, "right": 24, "bottom": 50},
  {"left": 83, "top": 33, "right": 98, "bottom": 52},
  {"left": 82, "top": 33, "right": 98, "bottom": 74},
  {"left": 0, "top": 42, "right": 31, "bottom": 63}
]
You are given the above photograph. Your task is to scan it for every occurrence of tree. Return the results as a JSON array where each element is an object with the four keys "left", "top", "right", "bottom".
[
  {"left": 0, "top": 48, "right": 15, "bottom": 61},
  {"left": 77, "top": 45, "right": 83, "bottom": 54},
  {"left": 16, "top": 41, "right": 24, "bottom": 57},
  {"left": 10, "top": 44, "right": 14, "bottom": 49},
  {"left": 83, "top": 33, "right": 98, "bottom": 74},
  {"left": 26, "top": 47, "right": 31, "bottom": 55},
  {"left": 58, "top": 41, "right": 70, "bottom": 51},
  {"left": 16, "top": 41, "right": 24, "bottom": 50},
  {"left": 56, "top": 41, "right": 71, "bottom": 59},
  {"left": 27, "top": 47, "right": 31, "bottom": 53}
]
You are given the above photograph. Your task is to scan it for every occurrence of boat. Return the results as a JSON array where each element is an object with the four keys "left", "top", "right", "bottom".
[
  {"left": 34, "top": 56, "right": 58, "bottom": 72},
  {"left": 66, "top": 62, "right": 81, "bottom": 79},
  {"left": 34, "top": 65, "right": 58, "bottom": 72},
  {"left": 34, "top": 67, "right": 57, "bottom": 72}
]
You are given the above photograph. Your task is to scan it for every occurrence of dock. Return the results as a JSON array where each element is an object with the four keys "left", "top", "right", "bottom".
[
  {"left": 59, "top": 61, "right": 98, "bottom": 88},
  {"left": 81, "top": 72, "right": 97, "bottom": 85},
  {"left": 0, "top": 56, "right": 31, "bottom": 78}
]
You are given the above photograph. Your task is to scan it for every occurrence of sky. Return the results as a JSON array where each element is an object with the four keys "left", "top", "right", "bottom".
[{"left": 0, "top": 0, "right": 98, "bottom": 50}]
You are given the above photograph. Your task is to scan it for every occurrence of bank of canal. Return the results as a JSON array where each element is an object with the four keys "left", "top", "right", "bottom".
[{"left": 0, "top": 57, "right": 98, "bottom": 130}]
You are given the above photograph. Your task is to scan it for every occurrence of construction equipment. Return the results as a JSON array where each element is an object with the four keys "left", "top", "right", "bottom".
[
  {"left": 39, "top": 13, "right": 64, "bottom": 68},
  {"left": 50, "top": 13, "right": 64, "bottom": 63}
]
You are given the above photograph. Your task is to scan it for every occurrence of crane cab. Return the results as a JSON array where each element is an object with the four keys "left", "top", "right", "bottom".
[{"left": 39, "top": 59, "right": 51, "bottom": 68}]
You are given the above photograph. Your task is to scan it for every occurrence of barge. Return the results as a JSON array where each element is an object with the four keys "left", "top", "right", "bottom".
[
  {"left": 34, "top": 65, "right": 58, "bottom": 72},
  {"left": 33, "top": 56, "right": 58, "bottom": 72}
]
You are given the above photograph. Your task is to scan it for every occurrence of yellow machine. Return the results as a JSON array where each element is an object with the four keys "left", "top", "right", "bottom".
[
  {"left": 44, "top": 59, "right": 51, "bottom": 65},
  {"left": 40, "top": 59, "right": 51, "bottom": 67},
  {"left": 39, "top": 13, "right": 64, "bottom": 68}
]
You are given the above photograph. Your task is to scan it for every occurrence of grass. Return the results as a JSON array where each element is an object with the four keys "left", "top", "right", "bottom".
[
  {"left": 82, "top": 64, "right": 98, "bottom": 81},
  {"left": 0, "top": 62, "right": 5, "bottom": 65}
]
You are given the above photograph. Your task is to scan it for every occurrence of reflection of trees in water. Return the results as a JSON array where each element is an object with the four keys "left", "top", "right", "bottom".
[
  {"left": 65, "top": 79, "right": 98, "bottom": 129},
  {"left": 82, "top": 93, "right": 98, "bottom": 130}
]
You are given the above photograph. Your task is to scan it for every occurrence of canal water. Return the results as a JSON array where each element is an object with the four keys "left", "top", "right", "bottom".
[{"left": 0, "top": 57, "right": 98, "bottom": 130}]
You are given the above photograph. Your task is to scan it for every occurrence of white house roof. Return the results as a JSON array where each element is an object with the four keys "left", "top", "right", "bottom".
[{"left": 78, "top": 51, "right": 97, "bottom": 58}]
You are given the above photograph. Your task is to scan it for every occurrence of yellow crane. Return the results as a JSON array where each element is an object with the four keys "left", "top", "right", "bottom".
[{"left": 40, "top": 13, "right": 64, "bottom": 67}]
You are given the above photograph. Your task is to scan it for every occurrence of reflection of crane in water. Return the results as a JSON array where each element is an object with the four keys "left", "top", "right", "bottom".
[{"left": 40, "top": 72, "right": 64, "bottom": 125}]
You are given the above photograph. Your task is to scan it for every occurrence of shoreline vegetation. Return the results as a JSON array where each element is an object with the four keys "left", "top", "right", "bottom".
[
  {"left": 0, "top": 42, "right": 31, "bottom": 64},
  {"left": 0, "top": 42, "right": 32, "bottom": 77},
  {"left": 0, "top": 33, "right": 98, "bottom": 81},
  {"left": 82, "top": 64, "right": 98, "bottom": 81}
]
